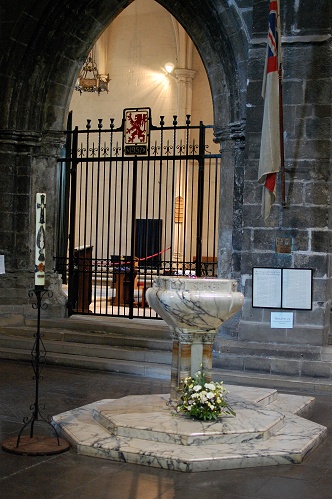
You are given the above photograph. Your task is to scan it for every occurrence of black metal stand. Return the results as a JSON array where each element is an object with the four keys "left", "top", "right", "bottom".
[{"left": 2, "top": 286, "right": 70, "bottom": 455}]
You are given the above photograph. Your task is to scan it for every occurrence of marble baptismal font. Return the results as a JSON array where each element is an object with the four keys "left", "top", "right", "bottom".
[
  {"left": 145, "top": 276, "right": 244, "bottom": 401},
  {"left": 53, "top": 277, "right": 327, "bottom": 472}
]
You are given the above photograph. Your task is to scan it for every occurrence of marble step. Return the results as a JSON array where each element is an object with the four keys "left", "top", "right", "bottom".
[
  {"left": 75, "top": 416, "right": 326, "bottom": 473},
  {"left": 52, "top": 386, "right": 325, "bottom": 473},
  {"left": 73, "top": 417, "right": 326, "bottom": 473},
  {"left": 93, "top": 396, "right": 286, "bottom": 446}
]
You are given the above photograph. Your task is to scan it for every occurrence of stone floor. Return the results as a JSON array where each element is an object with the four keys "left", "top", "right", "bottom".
[{"left": 1, "top": 359, "right": 332, "bottom": 499}]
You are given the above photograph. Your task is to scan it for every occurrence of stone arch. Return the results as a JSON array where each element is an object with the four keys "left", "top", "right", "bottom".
[
  {"left": 1, "top": 0, "right": 249, "bottom": 133},
  {"left": 0, "top": 0, "right": 250, "bottom": 318}
]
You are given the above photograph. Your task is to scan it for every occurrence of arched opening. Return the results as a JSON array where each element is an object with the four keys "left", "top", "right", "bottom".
[
  {"left": 0, "top": 0, "right": 248, "bottom": 321},
  {"left": 69, "top": 0, "right": 216, "bottom": 131},
  {"left": 54, "top": 0, "right": 240, "bottom": 318},
  {"left": 2, "top": 0, "right": 246, "bottom": 132}
]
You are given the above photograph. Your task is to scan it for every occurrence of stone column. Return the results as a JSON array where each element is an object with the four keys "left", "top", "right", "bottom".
[
  {"left": 170, "top": 328, "right": 217, "bottom": 400},
  {"left": 0, "top": 129, "right": 67, "bottom": 325},
  {"left": 174, "top": 69, "right": 196, "bottom": 124},
  {"left": 169, "top": 327, "right": 180, "bottom": 401},
  {"left": 201, "top": 332, "right": 216, "bottom": 383},
  {"left": 214, "top": 120, "right": 246, "bottom": 280},
  {"left": 170, "top": 327, "right": 193, "bottom": 400},
  {"left": 171, "top": 68, "right": 196, "bottom": 268},
  {"left": 178, "top": 335, "right": 192, "bottom": 383},
  {"left": 0, "top": 131, "right": 41, "bottom": 326}
]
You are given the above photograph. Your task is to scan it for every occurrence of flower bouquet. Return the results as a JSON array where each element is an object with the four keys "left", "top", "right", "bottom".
[{"left": 176, "top": 369, "right": 235, "bottom": 421}]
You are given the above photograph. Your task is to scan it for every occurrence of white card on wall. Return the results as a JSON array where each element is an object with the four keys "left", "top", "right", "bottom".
[{"left": 271, "top": 312, "right": 293, "bottom": 329}]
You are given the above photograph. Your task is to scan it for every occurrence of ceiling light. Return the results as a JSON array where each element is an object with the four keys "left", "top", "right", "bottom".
[{"left": 75, "top": 49, "right": 110, "bottom": 95}]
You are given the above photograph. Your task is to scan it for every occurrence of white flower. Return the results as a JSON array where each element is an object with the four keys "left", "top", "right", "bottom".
[{"left": 177, "top": 370, "right": 235, "bottom": 420}]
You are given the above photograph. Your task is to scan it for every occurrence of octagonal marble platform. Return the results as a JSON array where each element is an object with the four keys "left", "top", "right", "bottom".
[{"left": 52, "top": 385, "right": 327, "bottom": 473}]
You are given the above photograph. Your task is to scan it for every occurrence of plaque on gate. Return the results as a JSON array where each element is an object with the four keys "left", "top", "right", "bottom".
[{"left": 124, "top": 108, "right": 150, "bottom": 156}]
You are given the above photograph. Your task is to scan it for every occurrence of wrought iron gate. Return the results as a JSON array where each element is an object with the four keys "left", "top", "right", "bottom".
[{"left": 55, "top": 109, "right": 221, "bottom": 319}]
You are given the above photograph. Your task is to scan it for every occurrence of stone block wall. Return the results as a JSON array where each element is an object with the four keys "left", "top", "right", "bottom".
[
  {"left": 0, "top": 131, "right": 66, "bottom": 323},
  {"left": 236, "top": 0, "right": 332, "bottom": 348},
  {"left": 0, "top": 0, "right": 331, "bottom": 362}
]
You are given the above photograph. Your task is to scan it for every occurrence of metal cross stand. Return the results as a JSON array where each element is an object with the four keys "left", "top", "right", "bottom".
[
  {"left": 2, "top": 193, "right": 69, "bottom": 455},
  {"left": 2, "top": 286, "right": 70, "bottom": 455}
]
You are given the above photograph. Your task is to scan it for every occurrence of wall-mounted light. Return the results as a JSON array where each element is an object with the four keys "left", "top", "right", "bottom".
[{"left": 165, "top": 62, "right": 175, "bottom": 74}]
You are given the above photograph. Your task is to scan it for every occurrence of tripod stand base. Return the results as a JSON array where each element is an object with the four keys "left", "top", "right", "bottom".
[{"left": 2, "top": 435, "right": 70, "bottom": 456}]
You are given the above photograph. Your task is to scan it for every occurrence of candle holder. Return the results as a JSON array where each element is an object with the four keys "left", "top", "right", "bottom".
[{"left": 1, "top": 286, "right": 70, "bottom": 455}]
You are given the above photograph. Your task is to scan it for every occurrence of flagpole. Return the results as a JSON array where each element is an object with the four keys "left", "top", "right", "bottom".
[
  {"left": 278, "top": 64, "right": 286, "bottom": 207},
  {"left": 278, "top": 0, "right": 286, "bottom": 208}
]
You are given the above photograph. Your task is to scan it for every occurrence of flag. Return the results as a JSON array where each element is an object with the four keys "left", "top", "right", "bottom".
[{"left": 258, "top": 0, "right": 281, "bottom": 221}]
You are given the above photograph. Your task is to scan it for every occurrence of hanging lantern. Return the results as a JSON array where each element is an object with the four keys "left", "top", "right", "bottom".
[{"left": 75, "top": 50, "right": 110, "bottom": 95}]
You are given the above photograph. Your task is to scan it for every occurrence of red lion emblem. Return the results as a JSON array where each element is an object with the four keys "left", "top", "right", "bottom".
[{"left": 125, "top": 112, "right": 148, "bottom": 143}]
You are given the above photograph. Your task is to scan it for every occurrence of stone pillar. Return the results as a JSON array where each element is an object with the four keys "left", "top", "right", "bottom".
[
  {"left": 178, "top": 339, "right": 192, "bottom": 382},
  {"left": 170, "top": 328, "right": 221, "bottom": 400},
  {"left": 201, "top": 332, "right": 215, "bottom": 383},
  {"left": 170, "top": 327, "right": 193, "bottom": 400},
  {"left": 169, "top": 327, "right": 180, "bottom": 401},
  {"left": 171, "top": 68, "right": 196, "bottom": 268},
  {"left": 0, "top": 129, "right": 67, "bottom": 325},
  {"left": 214, "top": 120, "right": 246, "bottom": 281},
  {"left": 174, "top": 69, "right": 196, "bottom": 123}
]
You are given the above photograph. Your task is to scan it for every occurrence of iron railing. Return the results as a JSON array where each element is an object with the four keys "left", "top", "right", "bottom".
[{"left": 55, "top": 110, "right": 221, "bottom": 318}]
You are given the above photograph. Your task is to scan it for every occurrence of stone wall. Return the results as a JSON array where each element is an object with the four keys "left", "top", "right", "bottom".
[
  {"left": 0, "top": 130, "right": 66, "bottom": 324},
  {"left": 0, "top": 0, "right": 331, "bottom": 371},
  {"left": 0, "top": 0, "right": 247, "bottom": 324},
  {"left": 235, "top": 0, "right": 332, "bottom": 349}
]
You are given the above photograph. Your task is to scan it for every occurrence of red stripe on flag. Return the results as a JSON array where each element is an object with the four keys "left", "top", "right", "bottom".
[
  {"left": 267, "top": 56, "right": 278, "bottom": 74},
  {"left": 270, "top": 1, "right": 278, "bottom": 10},
  {"left": 265, "top": 172, "right": 277, "bottom": 193}
]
